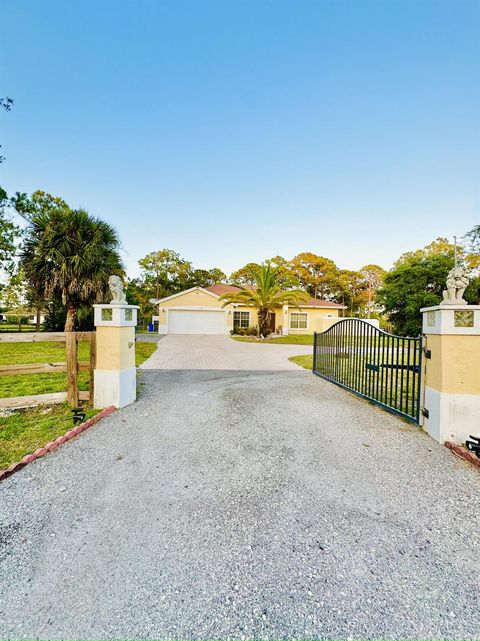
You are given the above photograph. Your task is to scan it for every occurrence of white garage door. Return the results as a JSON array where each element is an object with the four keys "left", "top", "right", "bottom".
[{"left": 168, "top": 310, "right": 225, "bottom": 335}]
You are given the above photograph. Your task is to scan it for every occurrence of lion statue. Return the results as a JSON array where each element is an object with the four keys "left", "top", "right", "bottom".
[
  {"left": 108, "top": 275, "right": 127, "bottom": 305},
  {"left": 441, "top": 266, "right": 469, "bottom": 305}
]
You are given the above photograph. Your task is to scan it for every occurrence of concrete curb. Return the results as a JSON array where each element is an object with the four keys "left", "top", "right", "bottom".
[
  {"left": 445, "top": 441, "right": 480, "bottom": 469},
  {"left": 0, "top": 406, "right": 116, "bottom": 481}
]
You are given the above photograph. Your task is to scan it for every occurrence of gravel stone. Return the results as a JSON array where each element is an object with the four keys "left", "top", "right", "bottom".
[{"left": 0, "top": 369, "right": 479, "bottom": 640}]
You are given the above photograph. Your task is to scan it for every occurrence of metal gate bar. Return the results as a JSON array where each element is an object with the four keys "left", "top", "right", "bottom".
[{"left": 313, "top": 319, "right": 422, "bottom": 424}]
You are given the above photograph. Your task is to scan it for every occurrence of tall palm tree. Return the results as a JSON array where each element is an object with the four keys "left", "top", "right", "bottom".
[
  {"left": 220, "top": 263, "right": 309, "bottom": 337},
  {"left": 20, "top": 207, "right": 123, "bottom": 332}
]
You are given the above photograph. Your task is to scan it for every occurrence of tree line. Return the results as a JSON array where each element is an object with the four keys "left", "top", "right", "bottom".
[
  {"left": 127, "top": 250, "right": 387, "bottom": 328},
  {"left": 0, "top": 186, "right": 478, "bottom": 336}
]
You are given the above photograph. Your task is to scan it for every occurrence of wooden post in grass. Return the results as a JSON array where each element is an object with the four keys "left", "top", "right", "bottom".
[{"left": 65, "top": 332, "right": 78, "bottom": 407}]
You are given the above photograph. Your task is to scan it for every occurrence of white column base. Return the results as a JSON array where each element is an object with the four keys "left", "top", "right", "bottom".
[
  {"left": 94, "top": 367, "right": 136, "bottom": 409},
  {"left": 424, "top": 386, "right": 480, "bottom": 444}
]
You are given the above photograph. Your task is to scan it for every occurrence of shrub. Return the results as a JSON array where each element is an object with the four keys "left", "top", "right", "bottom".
[{"left": 232, "top": 326, "right": 259, "bottom": 336}]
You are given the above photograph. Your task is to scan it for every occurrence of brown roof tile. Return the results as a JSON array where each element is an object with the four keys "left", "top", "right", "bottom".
[
  {"left": 206, "top": 284, "right": 242, "bottom": 295},
  {"left": 206, "top": 284, "right": 345, "bottom": 308}
]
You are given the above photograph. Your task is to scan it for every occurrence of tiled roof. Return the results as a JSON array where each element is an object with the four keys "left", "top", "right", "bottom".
[
  {"left": 205, "top": 284, "right": 345, "bottom": 308},
  {"left": 206, "top": 284, "right": 243, "bottom": 295},
  {"left": 306, "top": 298, "right": 344, "bottom": 308}
]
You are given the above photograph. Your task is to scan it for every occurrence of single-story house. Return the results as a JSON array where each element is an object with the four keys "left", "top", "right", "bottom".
[
  {"left": 0, "top": 310, "right": 47, "bottom": 325},
  {"left": 151, "top": 284, "right": 346, "bottom": 335}
]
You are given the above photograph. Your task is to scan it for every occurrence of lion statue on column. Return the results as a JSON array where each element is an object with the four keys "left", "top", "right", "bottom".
[
  {"left": 441, "top": 266, "right": 469, "bottom": 306},
  {"left": 108, "top": 275, "right": 127, "bottom": 304}
]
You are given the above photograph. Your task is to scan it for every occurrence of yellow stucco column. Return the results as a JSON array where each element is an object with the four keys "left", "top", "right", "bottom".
[
  {"left": 421, "top": 304, "right": 480, "bottom": 444},
  {"left": 93, "top": 303, "right": 139, "bottom": 408}
]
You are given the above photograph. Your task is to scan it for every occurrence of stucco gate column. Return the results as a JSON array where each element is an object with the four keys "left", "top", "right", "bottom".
[
  {"left": 421, "top": 303, "right": 480, "bottom": 444},
  {"left": 93, "top": 303, "right": 140, "bottom": 408}
]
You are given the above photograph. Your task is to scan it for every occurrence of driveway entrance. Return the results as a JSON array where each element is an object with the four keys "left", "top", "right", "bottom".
[
  {"left": 140, "top": 334, "right": 312, "bottom": 370},
  {"left": 1, "top": 370, "right": 479, "bottom": 640}
]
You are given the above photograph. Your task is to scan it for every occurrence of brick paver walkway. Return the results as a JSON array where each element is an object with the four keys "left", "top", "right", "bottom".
[{"left": 139, "top": 335, "right": 312, "bottom": 370}]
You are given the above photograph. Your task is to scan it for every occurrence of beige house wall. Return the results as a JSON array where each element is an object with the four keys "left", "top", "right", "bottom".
[{"left": 156, "top": 288, "right": 342, "bottom": 335}]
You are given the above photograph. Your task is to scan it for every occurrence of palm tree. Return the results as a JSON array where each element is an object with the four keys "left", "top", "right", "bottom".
[
  {"left": 220, "top": 263, "right": 309, "bottom": 337},
  {"left": 20, "top": 207, "right": 123, "bottom": 332}
]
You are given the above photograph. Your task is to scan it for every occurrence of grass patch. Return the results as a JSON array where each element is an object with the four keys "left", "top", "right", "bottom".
[
  {"left": 135, "top": 341, "right": 157, "bottom": 366},
  {"left": 0, "top": 403, "right": 99, "bottom": 470},
  {"left": 0, "top": 340, "right": 90, "bottom": 366},
  {"left": 289, "top": 354, "right": 313, "bottom": 369},
  {"left": 0, "top": 324, "right": 36, "bottom": 333},
  {"left": 0, "top": 372, "right": 89, "bottom": 398},
  {"left": 232, "top": 334, "right": 314, "bottom": 345},
  {"left": 0, "top": 340, "right": 156, "bottom": 399},
  {"left": 0, "top": 341, "right": 91, "bottom": 399},
  {"left": 0, "top": 339, "right": 157, "bottom": 470}
]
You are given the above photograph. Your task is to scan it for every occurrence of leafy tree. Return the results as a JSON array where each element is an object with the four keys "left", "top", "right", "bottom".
[
  {"left": 393, "top": 237, "right": 459, "bottom": 267},
  {"left": 138, "top": 249, "right": 192, "bottom": 299},
  {"left": 231, "top": 258, "right": 298, "bottom": 288},
  {"left": 230, "top": 262, "right": 261, "bottom": 285},
  {"left": 359, "top": 264, "right": 386, "bottom": 317},
  {"left": 0, "top": 187, "right": 19, "bottom": 278},
  {"left": 377, "top": 254, "right": 456, "bottom": 336},
  {"left": 19, "top": 192, "right": 123, "bottom": 331},
  {"left": 290, "top": 252, "right": 338, "bottom": 299},
  {"left": 219, "top": 263, "right": 309, "bottom": 337},
  {"left": 267, "top": 256, "right": 300, "bottom": 288},
  {"left": 463, "top": 225, "right": 480, "bottom": 271},
  {"left": 13, "top": 190, "right": 69, "bottom": 220},
  {"left": 187, "top": 267, "right": 227, "bottom": 289},
  {"left": 125, "top": 277, "right": 156, "bottom": 328},
  {"left": 376, "top": 240, "right": 460, "bottom": 336},
  {"left": 333, "top": 269, "right": 367, "bottom": 315}
]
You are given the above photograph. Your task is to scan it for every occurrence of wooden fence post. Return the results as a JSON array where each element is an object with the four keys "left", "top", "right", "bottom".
[{"left": 65, "top": 332, "right": 78, "bottom": 407}]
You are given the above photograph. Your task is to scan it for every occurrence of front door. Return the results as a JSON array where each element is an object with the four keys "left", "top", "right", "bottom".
[{"left": 269, "top": 313, "right": 276, "bottom": 333}]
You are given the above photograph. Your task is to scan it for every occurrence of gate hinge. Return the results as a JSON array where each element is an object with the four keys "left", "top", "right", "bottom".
[
  {"left": 423, "top": 348, "right": 431, "bottom": 359},
  {"left": 422, "top": 408, "right": 429, "bottom": 419}
]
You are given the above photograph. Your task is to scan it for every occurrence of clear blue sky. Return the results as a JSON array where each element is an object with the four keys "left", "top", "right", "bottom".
[{"left": 1, "top": 0, "right": 479, "bottom": 277}]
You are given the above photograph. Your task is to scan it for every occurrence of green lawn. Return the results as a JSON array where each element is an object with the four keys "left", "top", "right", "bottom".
[
  {"left": 289, "top": 354, "right": 313, "bottom": 369},
  {"left": 302, "top": 342, "right": 420, "bottom": 419},
  {"left": 0, "top": 324, "right": 36, "bottom": 333},
  {"left": 0, "top": 340, "right": 90, "bottom": 366},
  {"left": 0, "top": 340, "right": 157, "bottom": 399},
  {"left": 135, "top": 342, "right": 157, "bottom": 366},
  {"left": 0, "top": 404, "right": 99, "bottom": 469},
  {"left": 0, "top": 340, "right": 158, "bottom": 471},
  {"left": 232, "top": 334, "right": 314, "bottom": 345}
]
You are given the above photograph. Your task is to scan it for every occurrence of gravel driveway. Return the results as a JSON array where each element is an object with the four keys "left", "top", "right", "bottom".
[
  {"left": 1, "top": 370, "right": 479, "bottom": 640},
  {"left": 139, "top": 335, "right": 312, "bottom": 369}
]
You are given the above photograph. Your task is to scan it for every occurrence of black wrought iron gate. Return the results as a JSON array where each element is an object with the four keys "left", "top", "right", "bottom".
[{"left": 313, "top": 319, "right": 422, "bottom": 423}]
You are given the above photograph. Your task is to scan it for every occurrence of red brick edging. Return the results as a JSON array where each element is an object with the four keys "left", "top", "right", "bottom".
[
  {"left": 445, "top": 441, "right": 480, "bottom": 469},
  {"left": 0, "top": 405, "right": 116, "bottom": 481}
]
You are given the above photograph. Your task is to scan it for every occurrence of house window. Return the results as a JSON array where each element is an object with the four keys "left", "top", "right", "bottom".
[
  {"left": 290, "top": 312, "right": 307, "bottom": 329},
  {"left": 233, "top": 311, "right": 250, "bottom": 329}
]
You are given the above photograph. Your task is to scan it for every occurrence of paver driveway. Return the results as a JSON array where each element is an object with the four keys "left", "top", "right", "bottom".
[
  {"left": 1, "top": 369, "right": 479, "bottom": 640},
  {"left": 139, "top": 334, "right": 312, "bottom": 369}
]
